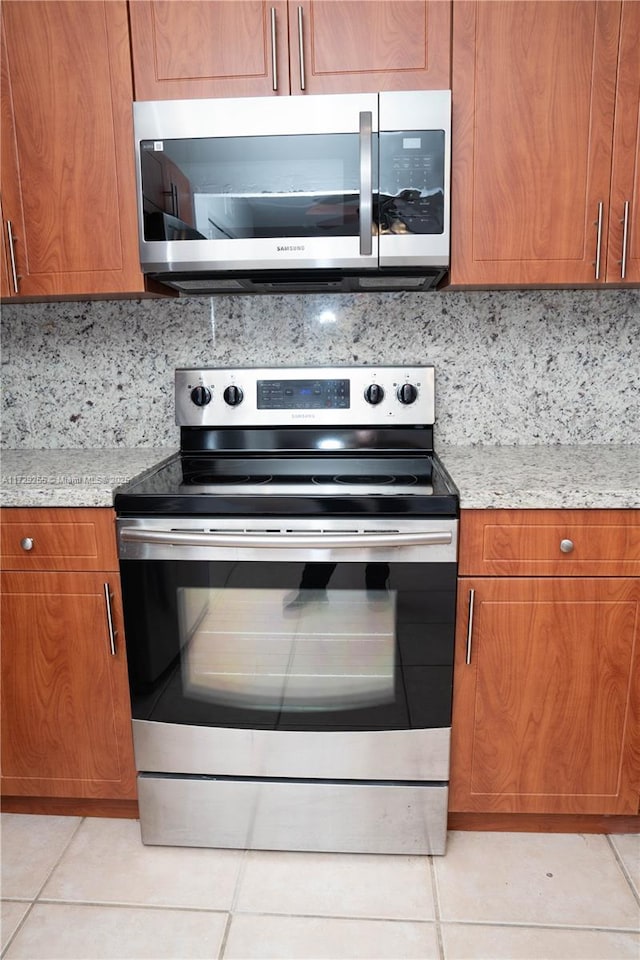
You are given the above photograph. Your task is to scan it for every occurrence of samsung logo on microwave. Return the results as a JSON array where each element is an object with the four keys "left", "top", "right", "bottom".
[{"left": 277, "top": 245, "right": 306, "bottom": 253}]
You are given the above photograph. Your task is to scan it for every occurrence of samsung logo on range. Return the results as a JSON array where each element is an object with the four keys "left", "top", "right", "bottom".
[
  {"left": 277, "top": 245, "right": 305, "bottom": 253},
  {"left": 292, "top": 413, "right": 316, "bottom": 420}
]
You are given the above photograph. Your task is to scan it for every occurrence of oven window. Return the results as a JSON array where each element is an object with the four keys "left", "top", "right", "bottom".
[
  {"left": 121, "top": 559, "right": 456, "bottom": 732},
  {"left": 181, "top": 585, "right": 395, "bottom": 712}
]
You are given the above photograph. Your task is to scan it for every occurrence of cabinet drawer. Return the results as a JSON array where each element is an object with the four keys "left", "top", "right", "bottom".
[
  {"left": 459, "top": 509, "right": 640, "bottom": 576},
  {"left": 0, "top": 507, "right": 118, "bottom": 571}
]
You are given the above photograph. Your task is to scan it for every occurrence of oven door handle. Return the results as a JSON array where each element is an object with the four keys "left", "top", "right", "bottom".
[{"left": 119, "top": 528, "right": 453, "bottom": 549}]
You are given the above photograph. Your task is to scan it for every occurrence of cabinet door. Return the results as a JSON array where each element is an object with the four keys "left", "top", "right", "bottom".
[
  {"left": 0, "top": 1, "right": 145, "bottom": 297},
  {"left": 450, "top": 1, "right": 620, "bottom": 286},
  {"left": 129, "top": 1, "right": 291, "bottom": 99},
  {"left": 607, "top": 0, "right": 640, "bottom": 284},
  {"left": 290, "top": 1, "right": 450, "bottom": 94},
  {"left": 1, "top": 572, "right": 136, "bottom": 800},
  {"left": 450, "top": 578, "right": 640, "bottom": 814}
]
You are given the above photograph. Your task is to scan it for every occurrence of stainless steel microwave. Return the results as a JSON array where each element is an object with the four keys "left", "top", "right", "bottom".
[{"left": 133, "top": 91, "right": 451, "bottom": 294}]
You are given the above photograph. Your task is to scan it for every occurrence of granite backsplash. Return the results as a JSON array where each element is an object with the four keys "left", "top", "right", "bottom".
[{"left": 2, "top": 288, "right": 638, "bottom": 449}]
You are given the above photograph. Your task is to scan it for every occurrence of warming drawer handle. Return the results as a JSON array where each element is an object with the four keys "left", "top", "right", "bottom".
[{"left": 119, "top": 528, "right": 453, "bottom": 549}]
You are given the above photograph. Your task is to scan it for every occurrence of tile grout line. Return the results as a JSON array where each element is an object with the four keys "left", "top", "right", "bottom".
[
  {"left": 429, "top": 852, "right": 445, "bottom": 960},
  {"left": 606, "top": 835, "right": 640, "bottom": 909},
  {"left": 1, "top": 814, "right": 86, "bottom": 959},
  {"left": 218, "top": 847, "right": 251, "bottom": 959}
]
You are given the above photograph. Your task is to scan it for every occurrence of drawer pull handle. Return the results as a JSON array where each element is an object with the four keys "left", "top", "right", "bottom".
[
  {"left": 560, "top": 539, "right": 574, "bottom": 554},
  {"left": 20, "top": 537, "right": 34, "bottom": 551}
]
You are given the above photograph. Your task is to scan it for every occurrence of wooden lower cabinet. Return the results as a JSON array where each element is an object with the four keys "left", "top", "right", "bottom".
[
  {"left": 0, "top": 509, "right": 136, "bottom": 802},
  {"left": 450, "top": 576, "right": 640, "bottom": 815}
]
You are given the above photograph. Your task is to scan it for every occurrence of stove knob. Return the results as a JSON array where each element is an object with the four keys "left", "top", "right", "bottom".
[
  {"left": 190, "top": 385, "right": 212, "bottom": 407},
  {"left": 224, "top": 385, "right": 244, "bottom": 406},
  {"left": 397, "top": 382, "right": 418, "bottom": 405},
  {"left": 364, "top": 383, "right": 385, "bottom": 405}
]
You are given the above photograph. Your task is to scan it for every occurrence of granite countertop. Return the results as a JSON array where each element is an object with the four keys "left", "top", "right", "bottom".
[
  {"left": 439, "top": 443, "right": 640, "bottom": 510},
  {"left": 0, "top": 448, "right": 177, "bottom": 508},
  {"left": 0, "top": 444, "right": 638, "bottom": 510}
]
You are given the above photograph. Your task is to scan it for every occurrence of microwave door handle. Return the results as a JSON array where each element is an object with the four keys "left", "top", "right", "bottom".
[{"left": 359, "top": 111, "right": 373, "bottom": 256}]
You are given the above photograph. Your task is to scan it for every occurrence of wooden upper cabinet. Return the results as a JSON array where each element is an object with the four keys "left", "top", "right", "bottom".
[
  {"left": 450, "top": 1, "right": 639, "bottom": 287},
  {"left": 607, "top": 1, "right": 640, "bottom": 284},
  {"left": 128, "top": 1, "right": 290, "bottom": 98},
  {"left": 289, "top": 1, "right": 450, "bottom": 94},
  {"left": 0, "top": 1, "right": 145, "bottom": 298},
  {"left": 128, "top": 1, "right": 451, "bottom": 100}
]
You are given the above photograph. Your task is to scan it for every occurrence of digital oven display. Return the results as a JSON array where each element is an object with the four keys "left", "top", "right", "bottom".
[{"left": 257, "top": 379, "right": 350, "bottom": 410}]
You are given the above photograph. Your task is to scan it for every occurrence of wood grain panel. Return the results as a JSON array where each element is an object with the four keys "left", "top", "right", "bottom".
[
  {"left": 129, "top": 0, "right": 290, "bottom": 98},
  {"left": 448, "top": 812, "right": 640, "bottom": 833},
  {"left": 0, "top": 1, "right": 144, "bottom": 297},
  {"left": 0, "top": 571, "right": 136, "bottom": 799},
  {"left": 459, "top": 509, "right": 640, "bottom": 577},
  {"left": 450, "top": 577, "right": 640, "bottom": 814},
  {"left": 290, "top": 1, "right": 450, "bottom": 94},
  {"left": 0, "top": 508, "right": 118, "bottom": 572},
  {"left": 607, "top": 0, "right": 640, "bottom": 284},
  {"left": 450, "top": 0, "right": 620, "bottom": 286}
]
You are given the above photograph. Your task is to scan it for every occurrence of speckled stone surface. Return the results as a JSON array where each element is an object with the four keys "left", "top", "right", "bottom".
[
  {"left": 1, "top": 289, "right": 638, "bottom": 448},
  {"left": 1, "top": 444, "right": 638, "bottom": 510},
  {"left": 439, "top": 444, "right": 640, "bottom": 510},
  {"left": 0, "top": 448, "right": 176, "bottom": 507}
]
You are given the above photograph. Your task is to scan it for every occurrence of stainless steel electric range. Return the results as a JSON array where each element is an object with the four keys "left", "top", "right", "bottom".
[{"left": 115, "top": 365, "right": 459, "bottom": 854}]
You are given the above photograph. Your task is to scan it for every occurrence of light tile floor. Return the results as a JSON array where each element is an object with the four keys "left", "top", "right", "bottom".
[{"left": 1, "top": 814, "right": 638, "bottom": 959}]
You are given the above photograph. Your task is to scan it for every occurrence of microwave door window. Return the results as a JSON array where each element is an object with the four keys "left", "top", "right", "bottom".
[
  {"left": 139, "top": 134, "right": 376, "bottom": 241},
  {"left": 378, "top": 131, "right": 445, "bottom": 235}
]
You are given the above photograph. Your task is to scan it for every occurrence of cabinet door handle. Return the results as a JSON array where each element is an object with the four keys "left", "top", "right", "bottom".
[
  {"left": 297, "top": 6, "right": 306, "bottom": 91},
  {"left": 103, "top": 582, "right": 117, "bottom": 656},
  {"left": 620, "top": 200, "right": 630, "bottom": 280},
  {"left": 560, "top": 538, "right": 574, "bottom": 553},
  {"left": 594, "top": 201, "right": 603, "bottom": 280},
  {"left": 20, "top": 537, "right": 34, "bottom": 551},
  {"left": 465, "top": 589, "right": 475, "bottom": 665},
  {"left": 6, "top": 221, "right": 19, "bottom": 293},
  {"left": 270, "top": 7, "right": 278, "bottom": 91}
]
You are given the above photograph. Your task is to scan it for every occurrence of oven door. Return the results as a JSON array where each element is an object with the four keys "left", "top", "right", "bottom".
[{"left": 118, "top": 516, "right": 457, "bottom": 781}]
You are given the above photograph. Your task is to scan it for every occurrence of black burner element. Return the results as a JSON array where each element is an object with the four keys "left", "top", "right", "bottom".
[
  {"left": 322, "top": 474, "right": 417, "bottom": 486},
  {"left": 185, "top": 474, "right": 272, "bottom": 486}
]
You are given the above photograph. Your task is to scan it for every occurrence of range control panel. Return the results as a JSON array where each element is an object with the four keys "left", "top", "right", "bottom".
[{"left": 175, "top": 366, "right": 435, "bottom": 428}]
